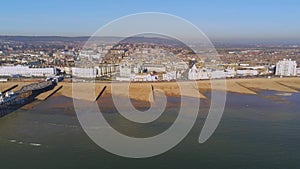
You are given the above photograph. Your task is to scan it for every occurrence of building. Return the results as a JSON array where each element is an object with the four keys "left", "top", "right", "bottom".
[
  {"left": 119, "top": 64, "right": 131, "bottom": 77},
  {"left": 71, "top": 67, "right": 96, "bottom": 78},
  {"left": 0, "top": 65, "right": 57, "bottom": 77},
  {"left": 96, "top": 64, "right": 118, "bottom": 77},
  {"left": 162, "top": 71, "right": 177, "bottom": 81},
  {"left": 188, "top": 58, "right": 197, "bottom": 68},
  {"left": 188, "top": 65, "right": 199, "bottom": 80},
  {"left": 275, "top": 59, "right": 297, "bottom": 76},
  {"left": 142, "top": 64, "right": 166, "bottom": 73},
  {"left": 0, "top": 78, "right": 8, "bottom": 82},
  {"left": 145, "top": 74, "right": 158, "bottom": 81},
  {"left": 115, "top": 76, "right": 131, "bottom": 81},
  {"left": 115, "top": 63, "right": 132, "bottom": 81},
  {"left": 188, "top": 65, "right": 210, "bottom": 80},
  {"left": 236, "top": 69, "right": 258, "bottom": 77},
  {"left": 297, "top": 68, "right": 300, "bottom": 77},
  {"left": 225, "top": 68, "right": 235, "bottom": 78},
  {"left": 211, "top": 70, "right": 226, "bottom": 79}
]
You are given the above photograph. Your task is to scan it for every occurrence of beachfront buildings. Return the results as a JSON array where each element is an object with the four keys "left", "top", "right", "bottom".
[
  {"left": 188, "top": 65, "right": 229, "bottom": 80},
  {"left": 71, "top": 63, "right": 119, "bottom": 78},
  {"left": 236, "top": 69, "right": 259, "bottom": 77},
  {"left": 162, "top": 71, "right": 178, "bottom": 81},
  {"left": 0, "top": 65, "right": 57, "bottom": 77},
  {"left": 275, "top": 59, "right": 297, "bottom": 76},
  {"left": 119, "top": 64, "right": 131, "bottom": 77},
  {"left": 188, "top": 65, "right": 210, "bottom": 80},
  {"left": 71, "top": 67, "right": 96, "bottom": 78},
  {"left": 225, "top": 68, "right": 236, "bottom": 78},
  {"left": 296, "top": 68, "right": 300, "bottom": 77},
  {"left": 116, "top": 63, "right": 131, "bottom": 81},
  {"left": 141, "top": 64, "right": 166, "bottom": 73},
  {"left": 96, "top": 64, "right": 118, "bottom": 77},
  {"left": 116, "top": 63, "right": 161, "bottom": 81}
]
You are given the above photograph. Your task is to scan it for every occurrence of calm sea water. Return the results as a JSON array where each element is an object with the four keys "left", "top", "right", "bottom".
[{"left": 0, "top": 91, "right": 300, "bottom": 169}]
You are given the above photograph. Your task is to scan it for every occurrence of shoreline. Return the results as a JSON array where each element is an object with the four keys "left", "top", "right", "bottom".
[{"left": 1, "top": 77, "right": 300, "bottom": 102}]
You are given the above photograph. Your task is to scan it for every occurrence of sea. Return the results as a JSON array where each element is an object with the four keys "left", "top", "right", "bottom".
[{"left": 0, "top": 90, "right": 300, "bottom": 169}]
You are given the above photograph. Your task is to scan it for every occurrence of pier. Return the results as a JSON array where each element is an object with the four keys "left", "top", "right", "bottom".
[{"left": 0, "top": 81, "right": 56, "bottom": 117}]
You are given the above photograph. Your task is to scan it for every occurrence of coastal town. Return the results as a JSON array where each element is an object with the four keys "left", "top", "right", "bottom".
[
  {"left": 2, "top": 1, "right": 300, "bottom": 168},
  {"left": 0, "top": 36, "right": 299, "bottom": 82},
  {"left": 1, "top": 36, "right": 299, "bottom": 117}
]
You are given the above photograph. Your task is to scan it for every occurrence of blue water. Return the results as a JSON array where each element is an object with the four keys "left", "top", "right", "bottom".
[{"left": 0, "top": 91, "right": 300, "bottom": 169}]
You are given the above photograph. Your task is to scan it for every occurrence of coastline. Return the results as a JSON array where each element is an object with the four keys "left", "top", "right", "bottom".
[{"left": 1, "top": 77, "right": 300, "bottom": 102}]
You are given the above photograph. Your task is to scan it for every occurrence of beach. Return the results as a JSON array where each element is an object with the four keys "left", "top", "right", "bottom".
[{"left": 1, "top": 77, "right": 300, "bottom": 102}]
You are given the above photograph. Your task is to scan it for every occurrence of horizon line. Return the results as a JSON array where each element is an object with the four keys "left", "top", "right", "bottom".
[{"left": 1, "top": 34, "right": 300, "bottom": 44}]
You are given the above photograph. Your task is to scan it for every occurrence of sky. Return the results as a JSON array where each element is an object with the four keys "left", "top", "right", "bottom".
[{"left": 0, "top": 0, "right": 300, "bottom": 41}]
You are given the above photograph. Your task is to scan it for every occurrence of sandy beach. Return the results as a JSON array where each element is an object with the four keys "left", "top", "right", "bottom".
[{"left": 1, "top": 77, "right": 300, "bottom": 102}]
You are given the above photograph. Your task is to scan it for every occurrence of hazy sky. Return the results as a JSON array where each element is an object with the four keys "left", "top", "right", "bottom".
[{"left": 0, "top": 0, "right": 299, "bottom": 40}]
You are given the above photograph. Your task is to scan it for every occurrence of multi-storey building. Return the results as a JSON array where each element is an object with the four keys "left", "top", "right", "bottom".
[
  {"left": 71, "top": 67, "right": 96, "bottom": 78},
  {"left": 0, "top": 65, "right": 57, "bottom": 77},
  {"left": 275, "top": 59, "right": 297, "bottom": 76}
]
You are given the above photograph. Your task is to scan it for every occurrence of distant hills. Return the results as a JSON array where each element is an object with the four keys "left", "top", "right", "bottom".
[
  {"left": 0, "top": 35, "right": 90, "bottom": 42},
  {"left": 118, "top": 36, "right": 187, "bottom": 47},
  {"left": 0, "top": 35, "right": 187, "bottom": 47},
  {"left": 1, "top": 35, "right": 300, "bottom": 48}
]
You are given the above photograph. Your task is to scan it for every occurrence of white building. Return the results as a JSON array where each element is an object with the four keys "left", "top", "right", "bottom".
[
  {"left": 119, "top": 64, "right": 131, "bottom": 77},
  {"left": 132, "top": 74, "right": 146, "bottom": 81},
  {"left": 133, "top": 67, "right": 140, "bottom": 74},
  {"left": 144, "top": 74, "right": 158, "bottom": 81},
  {"left": 0, "top": 78, "right": 8, "bottom": 82},
  {"left": 116, "top": 73, "right": 158, "bottom": 82},
  {"left": 225, "top": 68, "right": 236, "bottom": 78},
  {"left": 296, "top": 68, "right": 300, "bottom": 77},
  {"left": 236, "top": 69, "right": 258, "bottom": 77},
  {"left": 115, "top": 76, "right": 131, "bottom": 81},
  {"left": 71, "top": 67, "right": 96, "bottom": 78},
  {"left": 0, "top": 65, "right": 57, "bottom": 77},
  {"left": 188, "top": 65, "right": 210, "bottom": 80},
  {"left": 275, "top": 59, "right": 297, "bottom": 76},
  {"left": 163, "top": 71, "right": 177, "bottom": 81},
  {"left": 96, "top": 64, "right": 118, "bottom": 76},
  {"left": 211, "top": 70, "right": 226, "bottom": 79},
  {"left": 142, "top": 64, "right": 166, "bottom": 73}
]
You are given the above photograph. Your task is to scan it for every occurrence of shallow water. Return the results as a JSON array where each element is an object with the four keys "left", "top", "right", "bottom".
[{"left": 0, "top": 91, "right": 300, "bottom": 169}]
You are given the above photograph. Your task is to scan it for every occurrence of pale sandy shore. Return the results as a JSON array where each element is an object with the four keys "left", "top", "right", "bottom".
[{"left": 1, "top": 77, "right": 300, "bottom": 102}]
